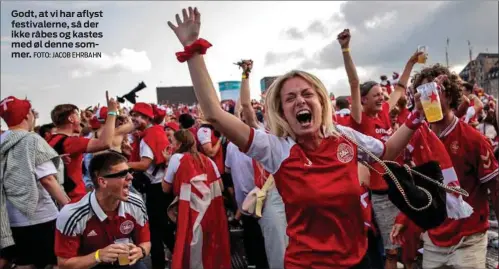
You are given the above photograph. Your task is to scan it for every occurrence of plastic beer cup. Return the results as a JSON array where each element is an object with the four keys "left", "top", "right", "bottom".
[
  {"left": 417, "top": 82, "right": 443, "bottom": 123},
  {"left": 114, "top": 238, "right": 130, "bottom": 266},
  {"left": 417, "top": 45, "right": 428, "bottom": 64}
]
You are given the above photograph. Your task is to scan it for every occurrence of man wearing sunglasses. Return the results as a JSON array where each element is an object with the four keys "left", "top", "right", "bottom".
[{"left": 54, "top": 151, "right": 151, "bottom": 268}]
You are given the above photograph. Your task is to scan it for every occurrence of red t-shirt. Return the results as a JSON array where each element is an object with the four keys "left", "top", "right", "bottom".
[
  {"left": 48, "top": 135, "right": 90, "bottom": 201},
  {"left": 197, "top": 126, "right": 224, "bottom": 174},
  {"left": 396, "top": 107, "right": 410, "bottom": 126},
  {"left": 351, "top": 102, "right": 394, "bottom": 190},
  {"left": 428, "top": 116, "right": 499, "bottom": 247},
  {"left": 242, "top": 125, "right": 386, "bottom": 268},
  {"left": 54, "top": 191, "right": 150, "bottom": 258}
]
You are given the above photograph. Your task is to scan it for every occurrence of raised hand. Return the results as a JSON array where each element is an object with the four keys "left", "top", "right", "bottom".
[
  {"left": 337, "top": 29, "right": 350, "bottom": 49},
  {"left": 168, "top": 7, "right": 201, "bottom": 47},
  {"left": 408, "top": 50, "right": 425, "bottom": 65},
  {"left": 106, "top": 91, "right": 118, "bottom": 113}
]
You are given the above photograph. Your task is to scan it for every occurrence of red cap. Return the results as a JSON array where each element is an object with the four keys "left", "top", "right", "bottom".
[
  {"left": 95, "top": 106, "right": 108, "bottom": 122},
  {"left": 131, "top": 102, "right": 154, "bottom": 119},
  {"left": 152, "top": 104, "right": 167, "bottom": 122},
  {"left": 0, "top": 96, "right": 32, "bottom": 127},
  {"left": 165, "top": 122, "right": 179, "bottom": 132}
]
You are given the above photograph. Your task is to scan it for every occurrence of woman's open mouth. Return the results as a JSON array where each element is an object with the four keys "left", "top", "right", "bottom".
[{"left": 296, "top": 109, "right": 312, "bottom": 127}]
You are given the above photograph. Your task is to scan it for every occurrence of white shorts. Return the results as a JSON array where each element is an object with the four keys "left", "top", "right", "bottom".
[{"left": 422, "top": 232, "right": 487, "bottom": 269}]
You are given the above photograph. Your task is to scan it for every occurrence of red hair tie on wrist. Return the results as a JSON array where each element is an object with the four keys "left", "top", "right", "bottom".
[{"left": 176, "top": 38, "right": 212, "bottom": 63}]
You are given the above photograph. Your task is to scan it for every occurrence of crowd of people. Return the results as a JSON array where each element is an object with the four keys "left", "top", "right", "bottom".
[{"left": 1, "top": 6, "right": 498, "bottom": 269}]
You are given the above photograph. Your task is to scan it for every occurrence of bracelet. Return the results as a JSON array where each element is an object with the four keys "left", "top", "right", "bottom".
[
  {"left": 176, "top": 38, "right": 212, "bottom": 63},
  {"left": 94, "top": 249, "right": 101, "bottom": 263},
  {"left": 138, "top": 246, "right": 147, "bottom": 259},
  {"left": 107, "top": 111, "right": 118, "bottom": 117},
  {"left": 341, "top": 48, "right": 350, "bottom": 53},
  {"left": 397, "top": 82, "right": 407, "bottom": 90}
]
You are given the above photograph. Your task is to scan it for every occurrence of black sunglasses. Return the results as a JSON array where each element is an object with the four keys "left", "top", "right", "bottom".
[{"left": 101, "top": 168, "right": 134, "bottom": 179}]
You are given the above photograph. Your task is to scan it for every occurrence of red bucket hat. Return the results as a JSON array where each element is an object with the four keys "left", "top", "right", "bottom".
[
  {"left": 165, "top": 122, "right": 179, "bottom": 132},
  {"left": 131, "top": 102, "right": 154, "bottom": 119},
  {"left": 0, "top": 96, "right": 32, "bottom": 127}
]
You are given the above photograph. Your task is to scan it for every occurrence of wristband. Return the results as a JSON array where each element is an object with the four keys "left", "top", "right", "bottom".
[
  {"left": 94, "top": 249, "right": 101, "bottom": 263},
  {"left": 404, "top": 110, "right": 425, "bottom": 130},
  {"left": 138, "top": 246, "right": 147, "bottom": 259},
  {"left": 176, "top": 38, "right": 212, "bottom": 63},
  {"left": 397, "top": 82, "right": 407, "bottom": 90},
  {"left": 341, "top": 48, "right": 350, "bottom": 53},
  {"left": 107, "top": 111, "right": 118, "bottom": 117}
]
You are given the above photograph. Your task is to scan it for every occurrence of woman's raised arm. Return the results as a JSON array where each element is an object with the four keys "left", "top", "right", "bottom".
[{"left": 168, "top": 7, "right": 251, "bottom": 149}]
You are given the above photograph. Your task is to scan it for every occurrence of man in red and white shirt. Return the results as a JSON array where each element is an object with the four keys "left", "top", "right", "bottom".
[
  {"left": 54, "top": 151, "right": 150, "bottom": 268},
  {"left": 412, "top": 66, "right": 499, "bottom": 268},
  {"left": 48, "top": 94, "right": 119, "bottom": 202},
  {"left": 127, "top": 102, "right": 173, "bottom": 269}
]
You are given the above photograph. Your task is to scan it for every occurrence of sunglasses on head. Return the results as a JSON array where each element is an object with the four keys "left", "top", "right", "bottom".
[{"left": 101, "top": 168, "right": 134, "bottom": 179}]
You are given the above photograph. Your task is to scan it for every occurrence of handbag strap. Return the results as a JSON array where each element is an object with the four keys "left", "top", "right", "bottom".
[
  {"left": 340, "top": 133, "right": 432, "bottom": 211},
  {"left": 342, "top": 131, "right": 469, "bottom": 197}
]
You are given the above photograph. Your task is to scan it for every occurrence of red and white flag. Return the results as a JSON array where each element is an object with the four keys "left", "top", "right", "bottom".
[
  {"left": 172, "top": 154, "right": 231, "bottom": 269},
  {"left": 408, "top": 122, "right": 473, "bottom": 219}
]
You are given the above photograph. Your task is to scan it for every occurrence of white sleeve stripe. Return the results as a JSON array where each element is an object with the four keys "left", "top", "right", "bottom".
[
  {"left": 479, "top": 168, "right": 499, "bottom": 183},
  {"left": 407, "top": 144, "right": 414, "bottom": 153},
  {"left": 442, "top": 167, "right": 459, "bottom": 185}
]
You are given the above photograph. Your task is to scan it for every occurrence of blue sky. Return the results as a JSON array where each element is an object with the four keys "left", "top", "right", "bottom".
[{"left": 1, "top": 1, "right": 497, "bottom": 125}]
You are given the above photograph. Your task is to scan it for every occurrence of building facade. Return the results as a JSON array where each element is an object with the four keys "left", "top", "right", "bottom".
[
  {"left": 459, "top": 53, "right": 499, "bottom": 95},
  {"left": 218, "top": 81, "right": 241, "bottom": 101},
  {"left": 156, "top": 86, "right": 197, "bottom": 105},
  {"left": 260, "top": 76, "right": 279, "bottom": 94}
]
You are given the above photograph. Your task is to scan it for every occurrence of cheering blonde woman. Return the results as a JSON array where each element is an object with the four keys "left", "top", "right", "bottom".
[{"left": 168, "top": 7, "right": 425, "bottom": 268}]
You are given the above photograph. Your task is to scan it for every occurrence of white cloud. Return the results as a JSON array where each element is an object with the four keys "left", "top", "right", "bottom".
[
  {"left": 450, "top": 64, "right": 466, "bottom": 74},
  {"left": 70, "top": 48, "right": 152, "bottom": 78}
]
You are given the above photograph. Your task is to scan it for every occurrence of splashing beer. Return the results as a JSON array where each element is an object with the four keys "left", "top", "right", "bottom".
[{"left": 417, "top": 82, "right": 443, "bottom": 123}]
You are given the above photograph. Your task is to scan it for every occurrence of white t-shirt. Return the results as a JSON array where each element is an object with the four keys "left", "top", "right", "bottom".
[
  {"left": 225, "top": 142, "right": 257, "bottom": 210},
  {"left": 163, "top": 153, "right": 220, "bottom": 184},
  {"left": 1, "top": 131, "right": 59, "bottom": 227},
  {"left": 197, "top": 127, "right": 213, "bottom": 146},
  {"left": 140, "top": 140, "right": 165, "bottom": 184}
]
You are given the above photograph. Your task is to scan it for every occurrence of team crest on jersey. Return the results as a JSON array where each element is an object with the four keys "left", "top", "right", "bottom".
[
  {"left": 120, "top": 220, "right": 134, "bottom": 235},
  {"left": 450, "top": 141, "right": 459, "bottom": 154},
  {"left": 337, "top": 143, "right": 354, "bottom": 163}
]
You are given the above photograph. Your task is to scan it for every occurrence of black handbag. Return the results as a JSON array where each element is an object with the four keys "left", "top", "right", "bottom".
[{"left": 341, "top": 133, "right": 469, "bottom": 230}]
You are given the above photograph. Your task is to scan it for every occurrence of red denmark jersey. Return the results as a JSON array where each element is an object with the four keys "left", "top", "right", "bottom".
[
  {"left": 54, "top": 191, "right": 150, "bottom": 258},
  {"left": 428, "top": 116, "right": 498, "bottom": 247},
  {"left": 197, "top": 126, "right": 225, "bottom": 173},
  {"left": 396, "top": 107, "right": 410, "bottom": 126},
  {"left": 48, "top": 135, "right": 90, "bottom": 201},
  {"left": 351, "top": 102, "right": 395, "bottom": 191},
  {"left": 360, "top": 186, "right": 374, "bottom": 233},
  {"left": 242, "top": 125, "right": 386, "bottom": 268}
]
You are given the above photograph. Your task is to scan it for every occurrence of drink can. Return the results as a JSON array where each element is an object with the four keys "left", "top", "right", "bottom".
[
  {"left": 416, "top": 82, "right": 443, "bottom": 123},
  {"left": 417, "top": 45, "right": 428, "bottom": 64}
]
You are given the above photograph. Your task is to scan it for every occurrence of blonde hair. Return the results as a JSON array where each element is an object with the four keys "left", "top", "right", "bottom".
[{"left": 264, "top": 70, "right": 338, "bottom": 140}]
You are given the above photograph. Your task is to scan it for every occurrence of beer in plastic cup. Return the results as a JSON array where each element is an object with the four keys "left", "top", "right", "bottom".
[
  {"left": 417, "top": 82, "right": 443, "bottom": 123},
  {"left": 114, "top": 238, "right": 130, "bottom": 266},
  {"left": 417, "top": 45, "right": 428, "bottom": 64}
]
